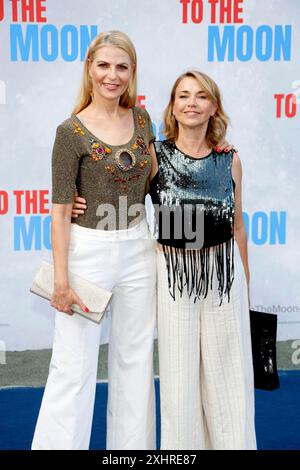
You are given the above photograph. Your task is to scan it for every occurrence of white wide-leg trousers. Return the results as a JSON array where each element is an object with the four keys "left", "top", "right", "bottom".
[
  {"left": 157, "top": 243, "right": 257, "bottom": 450},
  {"left": 32, "top": 220, "right": 156, "bottom": 450}
]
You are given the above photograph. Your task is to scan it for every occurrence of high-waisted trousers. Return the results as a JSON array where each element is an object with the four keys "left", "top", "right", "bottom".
[
  {"left": 157, "top": 243, "right": 257, "bottom": 450},
  {"left": 32, "top": 219, "right": 157, "bottom": 450}
]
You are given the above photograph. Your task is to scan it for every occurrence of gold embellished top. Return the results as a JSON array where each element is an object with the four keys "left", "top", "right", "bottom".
[{"left": 51, "top": 107, "right": 155, "bottom": 230}]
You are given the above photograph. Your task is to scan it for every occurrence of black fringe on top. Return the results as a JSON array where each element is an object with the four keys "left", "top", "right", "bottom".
[{"left": 162, "top": 237, "right": 235, "bottom": 305}]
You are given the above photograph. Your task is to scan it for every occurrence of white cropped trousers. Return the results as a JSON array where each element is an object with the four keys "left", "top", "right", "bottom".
[
  {"left": 32, "top": 220, "right": 157, "bottom": 450},
  {"left": 157, "top": 243, "right": 257, "bottom": 450}
]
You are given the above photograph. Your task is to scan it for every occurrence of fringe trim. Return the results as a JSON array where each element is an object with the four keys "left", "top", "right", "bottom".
[{"left": 162, "top": 237, "right": 235, "bottom": 305}]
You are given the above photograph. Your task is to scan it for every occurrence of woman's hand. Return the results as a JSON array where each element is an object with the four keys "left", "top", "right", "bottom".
[
  {"left": 72, "top": 194, "right": 87, "bottom": 218},
  {"left": 214, "top": 141, "right": 237, "bottom": 154},
  {"left": 51, "top": 286, "right": 89, "bottom": 315}
]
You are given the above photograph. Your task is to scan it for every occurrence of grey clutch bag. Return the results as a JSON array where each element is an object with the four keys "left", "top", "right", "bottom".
[{"left": 30, "top": 261, "right": 112, "bottom": 324}]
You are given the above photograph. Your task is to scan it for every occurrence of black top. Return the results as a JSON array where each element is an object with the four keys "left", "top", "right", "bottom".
[{"left": 150, "top": 140, "right": 235, "bottom": 250}]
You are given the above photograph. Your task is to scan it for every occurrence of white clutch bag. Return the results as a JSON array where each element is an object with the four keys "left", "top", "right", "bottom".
[{"left": 30, "top": 261, "right": 112, "bottom": 324}]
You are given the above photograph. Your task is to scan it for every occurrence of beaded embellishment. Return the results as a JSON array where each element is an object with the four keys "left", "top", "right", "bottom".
[
  {"left": 138, "top": 114, "right": 146, "bottom": 129},
  {"left": 72, "top": 112, "right": 150, "bottom": 194},
  {"left": 73, "top": 125, "right": 85, "bottom": 136},
  {"left": 91, "top": 141, "right": 112, "bottom": 161},
  {"left": 73, "top": 121, "right": 112, "bottom": 162},
  {"left": 140, "top": 160, "right": 148, "bottom": 170},
  {"left": 132, "top": 136, "right": 150, "bottom": 155},
  {"left": 111, "top": 174, "right": 141, "bottom": 194},
  {"left": 114, "top": 149, "right": 136, "bottom": 171}
]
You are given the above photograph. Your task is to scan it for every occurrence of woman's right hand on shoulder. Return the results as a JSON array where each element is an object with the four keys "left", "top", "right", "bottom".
[
  {"left": 72, "top": 191, "right": 87, "bottom": 218},
  {"left": 51, "top": 286, "right": 89, "bottom": 315}
]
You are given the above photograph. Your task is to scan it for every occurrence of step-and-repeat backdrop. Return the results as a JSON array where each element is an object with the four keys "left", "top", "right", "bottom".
[{"left": 0, "top": 0, "right": 299, "bottom": 353}]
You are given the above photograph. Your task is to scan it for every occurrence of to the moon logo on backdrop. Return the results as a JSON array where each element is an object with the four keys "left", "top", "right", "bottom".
[
  {"left": 180, "top": 0, "right": 292, "bottom": 62},
  {"left": 6, "top": 0, "right": 99, "bottom": 61}
]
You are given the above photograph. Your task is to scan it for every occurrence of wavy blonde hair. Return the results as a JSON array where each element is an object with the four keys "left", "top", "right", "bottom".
[
  {"left": 164, "top": 70, "right": 229, "bottom": 148},
  {"left": 73, "top": 31, "right": 137, "bottom": 114}
]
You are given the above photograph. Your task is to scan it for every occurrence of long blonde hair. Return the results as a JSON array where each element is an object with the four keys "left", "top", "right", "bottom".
[
  {"left": 164, "top": 70, "right": 229, "bottom": 148},
  {"left": 73, "top": 31, "right": 137, "bottom": 114}
]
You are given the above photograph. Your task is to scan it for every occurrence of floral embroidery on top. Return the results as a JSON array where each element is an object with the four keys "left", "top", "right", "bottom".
[
  {"left": 73, "top": 124, "right": 85, "bottom": 136},
  {"left": 73, "top": 121, "right": 111, "bottom": 161},
  {"left": 140, "top": 159, "right": 149, "bottom": 170},
  {"left": 105, "top": 165, "right": 116, "bottom": 176},
  {"left": 90, "top": 140, "right": 112, "bottom": 161},
  {"left": 73, "top": 114, "right": 150, "bottom": 194},
  {"left": 113, "top": 174, "right": 141, "bottom": 194},
  {"left": 105, "top": 163, "right": 140, "bottom": 193},
  {"left": 138, "top": 114, "right": 146, "bottom": 129},
  {"left": 132, "top": 136, "right": 150, "bottom": 156}
]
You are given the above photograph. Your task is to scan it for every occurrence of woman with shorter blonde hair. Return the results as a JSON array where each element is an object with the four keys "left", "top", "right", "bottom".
[
  {"left": 149, "top": 70, "right": 256, "bottom": 449},
  {"left": 32, "top": 31, "right": 157, "bottom": 450}
]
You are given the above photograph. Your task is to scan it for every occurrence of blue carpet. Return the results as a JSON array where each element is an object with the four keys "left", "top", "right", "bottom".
[{"left": 0, "top": 373, "right": 299, "bottom": 450}]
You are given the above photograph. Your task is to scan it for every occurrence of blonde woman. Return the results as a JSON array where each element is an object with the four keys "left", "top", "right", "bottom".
[
  {"left": 32, "top": 31, "right": 156, "bottom": 450},
  {"left": 149, "top": 71, "right": 256, "bottom": 450}
]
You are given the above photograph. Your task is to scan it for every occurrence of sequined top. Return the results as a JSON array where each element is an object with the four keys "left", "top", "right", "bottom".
[
  {"left": 150, "top": 140, "right": 235, "bottom": 303},
  {"left": 150, "top": 140, "right": 235, "bottom": 249},
  {"left": 52, "top": 107, "right": 154, "bottom": 230}
]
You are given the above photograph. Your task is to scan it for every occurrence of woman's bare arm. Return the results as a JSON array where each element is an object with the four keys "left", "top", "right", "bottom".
[
  {"left": 232, "top": 153, "right": 250, "bottom": 287},
  {"left": 145, "top": 143, "right": 159, "bottom": 194},
  {"left": 51, "top": 204, "right": 72, "bottom": 288},
  {"left": 51, "top": 203, "right": 88, "bottom": 314}
]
